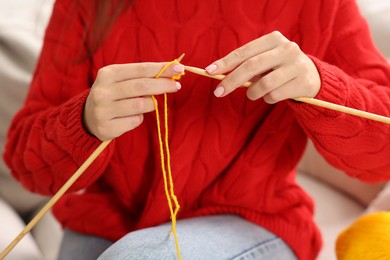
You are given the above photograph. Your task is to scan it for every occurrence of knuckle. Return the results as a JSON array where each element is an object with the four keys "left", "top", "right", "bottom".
[
  {"left": 268, "top": 91, "right": 280, "bottom": 101},
  {"left": 219, "top": 57, "right": 230, "bottom": 69},
  {"left": 293, "top": 57, "right": 308, "bottom": 75},
  {"left": 264, "top": 91, "right": 280, "bottom": 104},
  {"left": 232, "top": 45, "right": 248, "bottom": 58},
  {"left": 270, "top": 31, "right": 284, "bottom": 41},
  {"left": 97, "top": 65, "right": 116, "bottom": 79},
  {"left": 288, "top": 41, "right": 300, "bottom": 50},
  {"left": 135, "top": 63, "right": 149, "bottom": 75},
  {"left": 244, "top": 57, "right": 259, "bottom": 72},
  {"left": 90, "top": 87, "right": 109, "bottom": 104},
  {"left": 284, "top": 41, "right": 300, "bottom": 54},
  {"left": 132, "top": 98, "right": 145, "bottom": 112},
  {"left": 134, "top": 79, "right": 149, "bottom": 93},
  {"left": 260, "top": 75, "right": 274, "bottom": 91}
]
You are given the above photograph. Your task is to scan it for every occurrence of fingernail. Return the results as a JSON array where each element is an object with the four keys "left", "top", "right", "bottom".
[
  {"left": 173, "top": 64, "right": 185, "bottom": 73},
  {"left": 214, "top": 86, "right": 225, "bottom": 97},
  {"left": 205, "top": 64, "right": 217, "bottom": 74},
  {"left": 175, "top": 82, "right": 182, "bottom": 90}
]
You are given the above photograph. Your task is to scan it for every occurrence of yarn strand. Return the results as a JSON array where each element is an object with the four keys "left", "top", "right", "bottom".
[
  {"left": 152, "top": 56, "right": 184, "bottom": 260},
  {"left": 0, "top": 57, "right": 184, "bottom": 260}
]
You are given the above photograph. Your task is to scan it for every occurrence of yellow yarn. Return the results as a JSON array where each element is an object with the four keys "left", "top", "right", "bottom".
[
  {"left": 152, "top": 58, "right": 184, "bottom": 260},
  {"left": 336, "top": 212, "right": 390, "bottom": 260}
]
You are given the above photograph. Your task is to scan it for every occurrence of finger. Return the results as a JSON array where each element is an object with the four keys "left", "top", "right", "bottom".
[
  {"left": 108, "top": 97, "right": 155, "bottom": 119},
  {"left": 94, "top": 114, "right": 144, "bottom": 141},
  {"left": 246, "top": 63, "right": 299, "bottom": 101},
  {"left": 214, "top": 47, "right": 284, "bottom": 97},
  {"left": 110, "top": 114, "right": 144, "bottom": 139},
  {"left": 96, "top": 62, "right": 185, "bottom": 84},
  {"left": 262, "top": 77, "right": 307, "bottom": 104},
  {"left": 111, "top": 78, "right": 181, "bottom": 100},
  {"left": 205, "top": 31, "right": 288, "bottom": 75}
]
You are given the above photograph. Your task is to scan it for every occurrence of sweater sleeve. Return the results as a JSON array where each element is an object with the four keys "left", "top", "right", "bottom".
[
  {"left": 3, "top": 0, "right": 114, "bottom": 195},
  {"left": 290, "top": 0, "right": 390, "bottom": 183}
]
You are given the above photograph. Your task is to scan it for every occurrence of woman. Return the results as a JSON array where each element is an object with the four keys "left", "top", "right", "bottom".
[{"left": 4, "top": 0, "right": 390, "bottom": 259}]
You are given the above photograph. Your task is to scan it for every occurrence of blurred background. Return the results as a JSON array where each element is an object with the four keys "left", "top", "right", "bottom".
[{"left": 0, "top": 0, "right": 389, "bottom": 259}]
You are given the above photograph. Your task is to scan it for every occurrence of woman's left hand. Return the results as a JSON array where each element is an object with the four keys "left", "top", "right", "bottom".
[{"left": 206, "top": 31, "right": 321, "bottom": 103}]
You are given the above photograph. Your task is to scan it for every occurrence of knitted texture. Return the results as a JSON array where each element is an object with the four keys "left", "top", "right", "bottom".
[
  {"left": 336, "top": 212, "right": 390, "bottom": 260},
  {"left": 4, "top": 0, "right": 390, "bottom": 259}
]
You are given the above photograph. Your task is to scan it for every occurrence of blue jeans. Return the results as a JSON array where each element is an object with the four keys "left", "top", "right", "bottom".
[{"left": 58, "top": 215, "right": 297, "bottom": 260}]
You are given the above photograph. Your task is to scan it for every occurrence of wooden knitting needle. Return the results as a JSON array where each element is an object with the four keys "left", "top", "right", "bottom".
[
  {"left": 184, "top": 65, "right": 390, "bottom": 125},
  {"left": 0, "top": 54, "right": 186, "bottom": 260},
  {"left": 0, "top": 141, "right": 110, "bottom": 260},
  {"left": 0, "top": 54, "right": 187, "bottom": 260}
]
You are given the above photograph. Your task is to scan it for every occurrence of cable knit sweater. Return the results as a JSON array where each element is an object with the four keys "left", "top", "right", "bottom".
[{"left": 4, "top": 0, "right": 390, "bottom": 259}]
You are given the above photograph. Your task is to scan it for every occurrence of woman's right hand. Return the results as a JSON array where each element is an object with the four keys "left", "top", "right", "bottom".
[{"left": 84, "top": 62, "right": 184, "bottom": 141}]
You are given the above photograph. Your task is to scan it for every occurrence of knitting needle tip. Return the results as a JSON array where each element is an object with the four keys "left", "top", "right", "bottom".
[{"left": 177, "top": 53, "right": 185, "bottom": 62}]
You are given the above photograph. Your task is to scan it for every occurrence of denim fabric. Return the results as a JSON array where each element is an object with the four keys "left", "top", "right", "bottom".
[{"left": 59, "top": 215, "right": 297, "bottom": 260}]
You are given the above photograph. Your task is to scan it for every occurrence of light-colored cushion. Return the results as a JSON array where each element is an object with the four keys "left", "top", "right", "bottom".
[
  {"left": 30, "top": 209, "right": 63, "bottom": 260},
  {"left": 366, "top": 182, "right": 390, "bottom": 213},
  {"left": 0, "top": 198, "right": 42, "bottom": 260},
  {"left": 0, "top": 1, "right": 61, "bottom": 259},
  {"left": 0, "top": 0, "right": 54, "bottom": 213},
  {"left": 297, "top": 141, "right": 386, "bottom": 206},
  {"left": 357, "top": 0, "right": 390, "bottom": 58},
  {"left": 297, "top": 173, "right": 364, "bottom": 260},
  {"left": 0, "top": 197, "right": 62, "bottom": 260},
  {"left": 297, "top": 2, "right": 390, "bottom": 259}
]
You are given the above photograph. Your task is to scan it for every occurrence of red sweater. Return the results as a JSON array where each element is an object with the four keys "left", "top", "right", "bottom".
[{"left": 4, "top": 0, "right": 390, "bottom": 259}]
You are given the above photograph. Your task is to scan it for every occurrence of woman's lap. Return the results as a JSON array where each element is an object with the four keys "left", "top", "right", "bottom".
[{"left": 59, "top": 215, "right": 296, "bottom": 260}]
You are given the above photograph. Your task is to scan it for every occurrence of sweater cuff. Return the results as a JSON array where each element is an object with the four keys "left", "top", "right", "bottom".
[
  {"left": 58, "top": 89, "right": 113, "bottom": 165},
  {"left": 288, "top": 56, "right": 349, "bottom": 120}
]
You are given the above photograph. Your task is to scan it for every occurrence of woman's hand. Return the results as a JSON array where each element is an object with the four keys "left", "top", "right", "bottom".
[
  {"left": 206, "top": 31, "right": 321, "bottom": 103},
  {"left": 84, "top": 62, "right": 184, "bottom": 141}
]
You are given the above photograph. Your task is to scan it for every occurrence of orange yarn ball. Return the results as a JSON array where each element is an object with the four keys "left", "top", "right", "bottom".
[{"left": 336, "top": 212, "right": 390, "bottom": 260}]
